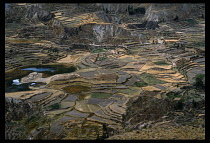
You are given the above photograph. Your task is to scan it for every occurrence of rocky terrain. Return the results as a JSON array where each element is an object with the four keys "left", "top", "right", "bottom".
[{"left": 5, "top": 3, "right": 205, "bottom": 140}]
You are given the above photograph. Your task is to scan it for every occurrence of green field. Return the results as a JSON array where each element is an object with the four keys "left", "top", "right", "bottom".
[
  {"left": 134, "top": 82, "right": 148, "bottom": 87},
  {"left": 138, "top": 72, "right": 166, "bottom": 85},
  {"left": 154, "top": 61, "right": 170, "bottom": 65}
]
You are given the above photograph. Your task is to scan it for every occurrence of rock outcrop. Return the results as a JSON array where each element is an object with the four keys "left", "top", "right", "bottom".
[
  {"left": 101, "top": 4, "right": 129, "bottom": 14},
  {"left": 25, "top": 4, "right": 55, "bottom": 22},
  {"left": 21, "top": 72, "right": 43, "bottom": 83},
  {"left": 143, "top": 3, "right": 204, "bottom": 23},
  {"left": 93, "top": 24, "right": 130, "bottom": 42},
  {"left": 49, "top": 73, "right": 81, "bottom": 81}
]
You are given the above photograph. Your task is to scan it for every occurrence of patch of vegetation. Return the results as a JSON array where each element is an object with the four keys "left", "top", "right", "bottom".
[
  {"left": 125, "top": 127, "right": 133, "bottom": 132},
  {"left": 91, "top": 93, "right": 112, "bottom": 99},
  {"left": 78, "top": 94, "right": 88, "bottom": 100},
  {"left": 16, "top": 126, "right": 25, "bottom": 132},
  {"left": 138, "top": 72, "right": 166, "bottom": 85},
  {"left": 63, "top": 85, "right": 91, "bottom": 94},
  {"left": 185, "top": 19, "right": 198, "bottom": 25},
  {"left": 154, "top": 61, "right": 170, "bottom": 65},
  {"left": 128, "top": 5, "right": 145, "bottom": 15},
  {"left": 167, "top": 93, "right": 174, "bottom": 99},
  {"left": 194, "top": 74, "right": 205, "bottom": 90},
  {"left": 24, "top": 115, "right": 42, "bottom": 132},
  {"left": 125, "top": 96, "right": 174, "bottom": 124},
  {"left": 97, "top": 56, "right": 107, "bottom": 61},
  {"left": 7, "top": 121, "right": 18, "bottom": 126},
  {"left": 134, "top": 82, "right": 148, "bottom": 87},
  {"left": 174, "top": 100, "right": 184, "bottom": 110},
  {"left": 166, "top": 92, "right": 182, "bottom": 99},
  {"left": 91, "top": 48, "right": 107, "bottom": 53},
  {"left": 120, "top": 88, "right": 138, "bottom": 95},
  {"left": 195, "top": 74, "right": 205, "bottom": 79},
  {"left": 194, "top": 42, "right": 205, "bottom": 47},
  {"left": 48, "top": 103, "right": 61, "bottom": 110}
]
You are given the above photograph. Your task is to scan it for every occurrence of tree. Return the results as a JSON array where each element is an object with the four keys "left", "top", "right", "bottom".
[
  {"left": 194, "top": 74, "right": 205, "bottom": 90},
  {"left": 128, "top": 5, "right": 134, "bottom": 15},
  {"left": 105, "top": 8, "right": 109, "bottom": 14},
  {"left": 174, "top": 15, "right": 179, "bottom": 21}
]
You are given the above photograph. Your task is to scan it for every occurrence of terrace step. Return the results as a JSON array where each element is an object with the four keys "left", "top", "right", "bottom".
[
  {"left": 26, "top": 92, "right": 52, "bottom": 103},
  {"left": 92, "top": 85, "right": 127, "bottom": 90},
  {"left": 41, "top": 93, "right": 68, "bottom": 106},
  {"left": 95, "top": 110, "right": 111, "bottom": 120},
  {"left": 116, "top": 74, "right": 131, "bottom": 84},
  {"left": 92, "top": 90, "right": 117, "bottom": 94},
  {"left": 124, "top": 74, "right": 141, "bottom": 86},
  {"left": 109, "top": 103, "right": 126, "bottom": 115},
  {"left": 43, "top": 94, "right": 66, "bottom": 108},
  {"left": 185, "top": 65, "right": 201, "bottom": 72},
  {"left": 179, "top": 62, "right": 199, "bottom": 71},
  {"left": 103, "top": 104, "right": 122, "bottom": 119},
  {"left": 98, "top": 98, "right": 115, "bottom": 108},
  {"left": 87, "top": 115, "right": 117, "bottom": 125},
  {"left": 77, "top": 63, "right": 88, "bottom": 69},
  {"left": 65, "top": 109, "right": 89, "bottom": 118},
  {"left": 100, "top": 107, "right": 122, "bottom": 123}
]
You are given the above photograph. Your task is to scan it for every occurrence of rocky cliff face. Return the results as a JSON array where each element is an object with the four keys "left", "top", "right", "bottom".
[
  {"left": 6, "top": 3, "right": 205, "bottom": 37},
  {"left": 93, "top": 24, "right": 130, "bottom": 42},
  {"left": 25, "top": 4, "right": 55, "bottom": 22},
  {"left": 143, "top": 3, "right": 204, "bottom": 23},
  {"left": 93, "top": 24, "right": 113, "bottom": 42},
  {"left": 24, "top": 4, "right": 81, "bottom": 40},
  {"left": 99, "top": 3, "right": 204, "bottom": 29},
  {"left": 101, "top": 3, "right": 129, "bottom": 14}
]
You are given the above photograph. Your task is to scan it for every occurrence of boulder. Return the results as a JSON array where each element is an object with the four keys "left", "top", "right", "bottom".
[{"left": 21, "top": 72, "right": 43, "bottom": 83}]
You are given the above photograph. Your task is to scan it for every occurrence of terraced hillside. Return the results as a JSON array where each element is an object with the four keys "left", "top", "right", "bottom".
[{"left": 5, "top": 3, "right": 205, "bottom": 140}]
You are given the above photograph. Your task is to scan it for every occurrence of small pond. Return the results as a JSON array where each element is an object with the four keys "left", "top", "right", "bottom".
[
  {"left": 5, "top": 64, "right": 77, "bottom": 93},
  {"left": 5, "top": 83, "right": 32, "bottom": 93},
  {"left": 22, "top": 67, "right": 55, "bottom": 72},
  {"left": 6, "top": 81, "right": 46, "bottom": 93}
]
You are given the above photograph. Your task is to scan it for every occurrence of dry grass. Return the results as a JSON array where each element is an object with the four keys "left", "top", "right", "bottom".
[{"left": 107, "top": 125, "right": 205, "bottom": 140}]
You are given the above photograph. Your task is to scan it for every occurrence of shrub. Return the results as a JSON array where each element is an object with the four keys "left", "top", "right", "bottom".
[
  {"left": 128, "top": 5, "right": 145, "bottom": 15},
  {"left": 194, "top": 74, "right": 205, "bottom": 90},
  {"left": 185, "top": 19, "right": 198, "bottom": 24},
  {"left": 174, "top": 100, "right": 184, "bottom": 110},
  {"left": 49, "top": 103, "right": 61, "bottom": 110},
  {"left": 134, "top": 82, "right": 148, "bottom": 87}
]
